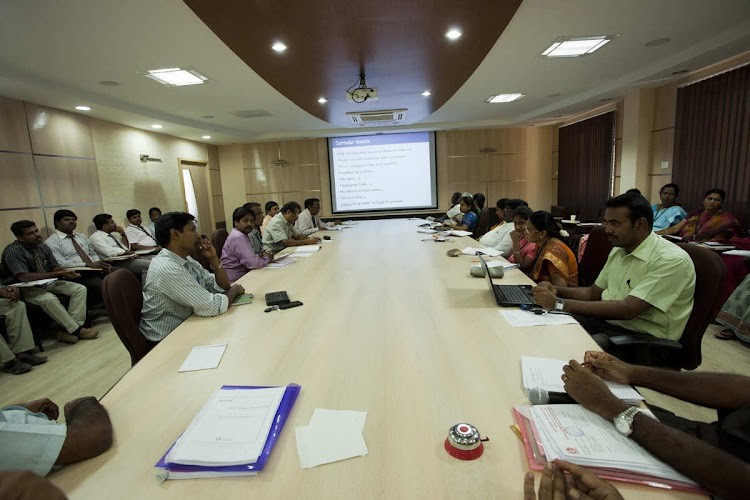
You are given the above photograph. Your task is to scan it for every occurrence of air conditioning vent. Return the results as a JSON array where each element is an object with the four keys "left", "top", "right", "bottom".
[{"left": 346, "top": 109, "right": 407, "bottom": 126}]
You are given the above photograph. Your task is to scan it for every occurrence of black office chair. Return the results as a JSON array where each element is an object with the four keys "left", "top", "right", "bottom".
[{"left": 607, "top": 243, "right": 725, "bottom": 369}]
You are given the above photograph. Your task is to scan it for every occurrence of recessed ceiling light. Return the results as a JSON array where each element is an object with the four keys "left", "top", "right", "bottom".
[
  {"left": 445, "top": 28, "right": 462, "bottom": 40},
  {"left": 421, "top": 90, "right": 431, "bottom": 97},
  {"left": 271, "top": 41, "right": 288, "bottom": 53},
  {"left": 151, "top": 124, "right": 163, "bottom": 129},
  {"left": 645, "top": 37, "right": 671, "bottom": 48},
  {"left": 99, "top": 80, "right": 120, "bottom": 86},
  {"left": 541, "top": 35, "right": 613, "bottom": 58},
  {"left": 145, "top": 67, "right": 209, "bottom": 86},
  {"left": 317, "top": 97, "right": 328, "bottom": 104},
  {"left": 75, "top": 105, "right": 91, "bottom": 111},
  {"left": 671, "top": 69, "right": 690, "bottom": 75},
  {"left": 485, "top": 93, "right": 525, "bottom": 103},
  {"left": 201, "top": 135, "right": 211, "bottom": 140}
]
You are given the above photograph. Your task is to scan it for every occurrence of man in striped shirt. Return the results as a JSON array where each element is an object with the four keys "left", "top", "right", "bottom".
[{"left": 139, "top": 212, "right": 244, "bottom": 342}]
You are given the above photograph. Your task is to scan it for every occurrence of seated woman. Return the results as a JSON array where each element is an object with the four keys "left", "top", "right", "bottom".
[
  {"left": 260, "top": 201, "right": 279, "bottom": 234},
  {"left": 445, "top": 195, "right": 478, "bottom": 232},
  {"left": 507, "top": 206, "right": 536, "bottom": 271},
  {"left": 658, "top": 188, "right": 740, "bottom": 243},
  {"left": 652, "top": 183, "right": 687, "bottom": 231},
  {"left": 525, "top": 211, "right": 578, "bottom": 287},
  {"left": 715, "top": 270, "right": 750, "bottom": 342}
]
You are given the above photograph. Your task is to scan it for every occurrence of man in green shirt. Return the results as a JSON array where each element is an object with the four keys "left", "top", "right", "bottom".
[
  {"left": 261, "top": 201, "right": 321, "bottom": 254},
  {"left": 532, "top": 193, "right": 695, "bottom": 347}
]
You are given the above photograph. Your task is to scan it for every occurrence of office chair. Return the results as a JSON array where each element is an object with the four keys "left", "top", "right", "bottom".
[
  {"left": 473, "top": 207, "right": 498, "bottom": 239},
  {"left": 211, "top": 228, "right": 229, "bottom": 258},
  {"left": 102, "top": 269, "right": 153, "bottom": 366},
  {"left": 577, "top": 227, "right": 613, "bottom": 287},
  {"left": 608, "top": 243, "right": 725, "bottom": 370}
]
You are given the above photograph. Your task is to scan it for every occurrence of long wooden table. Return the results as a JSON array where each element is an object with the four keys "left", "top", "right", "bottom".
[{"left": 51, "top": 219, "right": 703, "bottom": 499}]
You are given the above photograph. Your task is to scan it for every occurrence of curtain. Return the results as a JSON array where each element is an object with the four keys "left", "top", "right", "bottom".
[
  {"left": 558, "top": 111, "right": 615, "bottom": 211},
  {"left": 673, "top": 64, "right": 750, "bottom": 226}
]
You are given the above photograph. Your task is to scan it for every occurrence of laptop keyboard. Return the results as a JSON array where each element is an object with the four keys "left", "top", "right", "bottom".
[{"left": 495, "top": 285, "right": 534, "bottom": 305}]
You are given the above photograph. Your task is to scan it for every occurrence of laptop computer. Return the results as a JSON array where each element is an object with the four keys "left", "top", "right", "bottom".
[{"left": 478, "top": 255, "right": 535, "bottom": 307}]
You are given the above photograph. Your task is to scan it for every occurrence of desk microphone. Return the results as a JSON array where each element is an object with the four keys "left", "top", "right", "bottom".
[{"left": 528, "top": 387, "right": 577, "bottom": 405}]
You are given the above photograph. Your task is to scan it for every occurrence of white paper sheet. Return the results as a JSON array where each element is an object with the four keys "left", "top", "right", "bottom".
[
  {"left": 295, "top": 408, "right": 368, "bottom": 469},
  {"left": 178, "top": 344, "right": 227, "bottom": 372},
  {"left": 462, "top": 246, "right": 501, "bottom": 257},
  {"left": 485, "top": 260, "right": 520, "bottom": 270},
  {"left": 500, "top": 310, "right": 579, "bottom": 327},
  {"left": 445, "top": 230, "right": 472, "bottom": 237},
  {"left": 11, "top": 278, "right": 58, "bottom": 288},
  {"left": 266, "top": 258, "right": 297, "bottom": 268},
  {"left": 722, "top": 249, "right": 750, "bottom": 257},
  {"left": 295, "top": 245, "right": 321, "bottom": 254}
]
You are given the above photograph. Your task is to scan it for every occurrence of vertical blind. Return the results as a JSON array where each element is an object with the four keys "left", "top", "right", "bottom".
[
  {"left": 673, "top": 64, "right": 750, "bottom": 225},
  {"left": 557, "top": 111, "right": 615, "bottom": 211}
]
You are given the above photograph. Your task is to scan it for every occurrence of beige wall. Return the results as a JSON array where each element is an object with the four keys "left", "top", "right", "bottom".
[{"left": 0, "top": 96, "right": 222, "bottom": 247}]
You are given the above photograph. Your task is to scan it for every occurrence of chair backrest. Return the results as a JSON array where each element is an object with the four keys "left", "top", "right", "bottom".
[
  {"left": 551, "top": 206, "right": 566, "bottom": 218},
  {"left": 577, "top": 207, "right": 602, "bottom": 223},
  {"left": 577, "top": 226, "right": 613, "bottom": 287},
  {"left": 211, "top": 228, "right": 230, "bottom": 258},
  {"left": 102, "top": 269, "right": 152, "bottom": 366},
  {"left": 676, "top": 243, "right": 726, "bottom": 370},
  {"left": 473, "top": 207, "right": 498, "bottom": 239}
]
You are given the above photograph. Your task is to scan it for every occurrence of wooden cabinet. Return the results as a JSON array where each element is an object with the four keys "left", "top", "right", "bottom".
[{"left": 243, "top": 139, "right": 323, "bottom": 203}]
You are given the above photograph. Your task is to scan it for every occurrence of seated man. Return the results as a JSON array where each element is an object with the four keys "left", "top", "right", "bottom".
[
  {"left": 146, "top": 206, "right": 162, "bottom": 235},
  {"left": 0, "top": 286, "right": 46, "bottom": 375},
  {"left": 262, "top": 202, "right": 321, "bottom": 254},
  {"left": 532, "top": 193, "right": 695, "bottom": 349},
  {"left": 295, "top": 198, "right": 338, "bottom": 236},
  {"left": 89, "top": 213, "right": 150, "bottom": 280},
  {"left": 221, "top": 206, "right": 272, "bottom": 282},
  {"left": 0, "top": 396, "right": 113, "bottom": 478},
  {"left": 123, "top": 209, "right": 160, "bottom": 253},
  {"left": 139, "top": 212, "right": 244, "bottom": 342},
  {"left": 479, "top": 198, "right": 525, "bottom": 256},
  {"left": 552, "top": 351, "right": 750, "bottom": 498},
  {"left": 45, "top": 209, "right": 111, "bottom": 305},
  {"left": 2, "top": 220, "right": 97, "bottom": 343},
  {"left": 242, "top": 202, "right": 265, "bottom": 255},
  {"left": 260, "top": 201, "right": 279, "bottom": 235}
]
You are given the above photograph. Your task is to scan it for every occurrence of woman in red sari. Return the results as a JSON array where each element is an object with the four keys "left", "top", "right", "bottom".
[
  {"left": 508, "top": 206, "right": 536, "bottom": 271},
  {"left": 658, "top": 188, "right": 740, "bottom": 243},
  {"left": 525, "top": 211, "right": 578, "bottom": 287}
]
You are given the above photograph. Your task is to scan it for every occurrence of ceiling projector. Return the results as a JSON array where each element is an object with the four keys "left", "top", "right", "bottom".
[{"left": 347, "top": 87, "right": 378, "bottom": 102}]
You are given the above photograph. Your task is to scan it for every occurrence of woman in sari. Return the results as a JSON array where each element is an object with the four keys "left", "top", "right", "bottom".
[
  {"left": 525, "top": 211, "right": 578, "bottom": 287},
  {"left": 652, "top": 183, "right": 687, "bottom": 231},
  {"left": 507, "top": 206, "right": 536, "bottom": 271},
  {"left": 715, "top": 270, "right": 750, "bottom": 342},
  {"left": 658, "top": 188, "right": 740, "bottom": 243}
]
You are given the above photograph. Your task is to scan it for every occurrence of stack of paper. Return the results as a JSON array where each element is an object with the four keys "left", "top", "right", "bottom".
[
  {"left": 529, "top": 404, "right": 696, "bottom": 485},
  {"left": 461, "top": 246, "right": 501, "bottom": 257},
  {"left": 520, "top": 356, "right": 643, "bottom": 403},
  {"left": 12, "top": 278, "right": 57, "bottom": 288},
  {"left": 266, "top": 257, "right": 297, "bottom": 268},
  {"left": 295, "top": 409, "right": 368, "bottom": 469},
  {"left": 417, "top": 228, "right": 438, "bottom": 234},
  {"left": 294, "top": 245, "right": 321, "bottom": 257},
  {"left": 156, "top": 385, "right": 300, "bottom": 479},
  {"left": 485, "top": 260, "right": 520, "bottom": 271},
  {"left": 500, "top": 310, "right": 579, "bottom": 327},
  {"left": 444, "top": 229, "right": 473, "bottom": 237}
]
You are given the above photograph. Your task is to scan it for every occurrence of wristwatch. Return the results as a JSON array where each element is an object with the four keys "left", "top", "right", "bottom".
[
  {"left": 614, "top": 407, "right": 641, "bottom": 436},
  {"left": 554, "top": 297, "right": 565, "bottom": 312}
]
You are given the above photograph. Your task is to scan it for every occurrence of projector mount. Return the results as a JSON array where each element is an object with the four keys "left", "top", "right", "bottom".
[{"left": 346, "top": 72, "right": 377, "bottom": 103}]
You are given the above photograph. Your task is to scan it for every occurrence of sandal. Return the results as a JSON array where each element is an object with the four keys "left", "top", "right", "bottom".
[
  {"left": 2, "top": 359, "right": 32, "bottom": 375},
  {"left": 714, "top": 328, "right": 737, "bottom": 340}
]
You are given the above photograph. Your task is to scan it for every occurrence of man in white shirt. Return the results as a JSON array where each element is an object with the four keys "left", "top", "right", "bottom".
[
  {"left": 146, "top": 207, "right": 162, "bottom": 236},
  {"left": 45, "top": 209, "right": 111, "bottom": 305},
  {"left": 295, "top": 198, "right": 338, "bottom": 236},
  {"left": 90, "top": 214, "right": 150, "bottom": 280},
  {"left": 123, "top": 209, "right": 160, "bottom": 253},
  {"left": 479, "top": 199, "right": 527, "bottom": 256},
  {"left": 262, "top": 202, "right": 321, "bottom": 253}
]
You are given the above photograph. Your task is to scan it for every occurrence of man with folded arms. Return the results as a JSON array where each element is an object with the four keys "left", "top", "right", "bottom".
[
  {"left": 123, "top": 209, "right": 160, "bottom": 253},
  {"left": 46, "top": 210, "right": 111, "bottom": 305},
  {"left": 0, "top": 286, "right": 46, "bottom": 375},
  {"left": 532, "top": 193, "right": 695, "bottom": 350},
  {"left": 549, "top": 351, "right": 750, "bottom": 499},
  {"left": 89, "top": 213, "right": 150, "bottom": 280},
  {"left": 295, "top": 198, "right": 338, "bottom": 236},
  {"left": 0, "top": 396, "right": 113, "bottom": 479},
  {"left": 2, "top": 220, "right": 97, "bottom": 343},
  {"left": 262, "top": 201, "right": 321, "bottom": 254},
  {"left": 221, "top": 206, "right": 272, "bottom": 282},
  {"left": 139, "top": 212, "right": 245, "bottom": 342}
]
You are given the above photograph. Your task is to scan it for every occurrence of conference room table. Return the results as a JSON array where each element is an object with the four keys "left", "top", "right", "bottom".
[{"left": 51, "top": 219, "right": 704, "bottom": 499}]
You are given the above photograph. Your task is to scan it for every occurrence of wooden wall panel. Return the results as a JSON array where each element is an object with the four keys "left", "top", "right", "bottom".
[
  {"left": 486, "top": 128, "right": 523, "bottom": 154},
  {"left": 648, "top": 175, "right": 671, "bottom": 204},
  {"left": 25, "top": 103, "right": 94, "bottom": 158},
  {"left": 0, "top": 209, "right": 45, "bottom": 244},
  {"left": 613, "top": 176, "right": 621, "bottom": 195},
  {"left": 0, "top": 97, "right": 31, "bottom": 153},
  {"left": 281, "top": 165, "right": 321, "bottom": 192},
  {"left": 0, "top": 153, "right": 41, "bottom": 208},
  {"left": 244, "top": 166, "right": 282, "bottom": 193},
  {"left": 446, "top": 129, "right": 486, "bottom": 157},
  {"left": 653, "top": 83, "right": 677, "bottom": 131},
  {"left": 446, "top": 183, "right": 486, "bottom": 199},
  {"left": 35, "top": 156, "right": 102, "bottom": 206},
  {"left": 241, "top": 142, "right": 278, "bottom": 169},
  {"left": 209, "top": 169, "right": 223, "bottom": 196},
  {"left": 649, "top": 129, "right": 674, "bottom": 175},
  {"left": 212, "top": 195, "right": 225, "bottom": 223},
  {"left": 614, "top": 139, "right": 622, "bottom": 177},
  {"left": 552, "top": 152, "right": 559, "bottom": 178},
  {"left": 488, "top": 180, "right": 527, "bottom": 203},
  {"left": 487, "top": 154, "right": 523, "bottom": 181},
  {"left": 44, "top": 204, "right": 103, "bottom": 236},
  {"left": 245, "top": 192, "right": 283, "bottom": 207},
  {"left": 282, "top": 191, "right": 323, "bottom": 206},
  {"left": 446, "top": 156, "right": 487, "bottom": 183},
  {"left": 279, "top": 139, "right": 319, "bottom": 166}
]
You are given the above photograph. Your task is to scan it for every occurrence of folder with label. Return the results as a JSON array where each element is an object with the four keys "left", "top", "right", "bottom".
[{"left": 155, "top": 384, "right": 301, "bottom": 479}]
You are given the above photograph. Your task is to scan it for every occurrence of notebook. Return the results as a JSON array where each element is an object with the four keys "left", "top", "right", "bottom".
[{"left": 478, "top": 256, "right": 534, "bottom": 307}]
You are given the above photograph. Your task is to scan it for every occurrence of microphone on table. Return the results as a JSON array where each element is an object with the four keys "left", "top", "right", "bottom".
[{"left": 528, "top": 387, "right": 577, "bottom": 405}]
